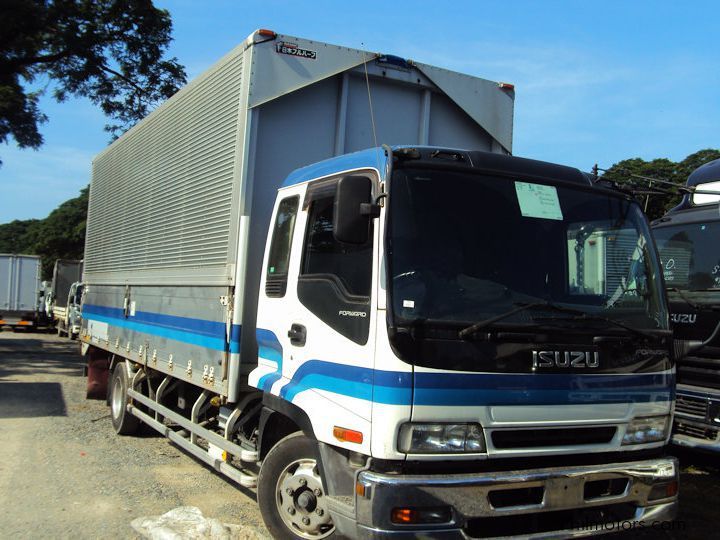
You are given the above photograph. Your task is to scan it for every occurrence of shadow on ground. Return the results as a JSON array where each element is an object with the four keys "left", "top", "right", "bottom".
[{"left": 0, "top": 382, "right": 67, "bottom": 418}]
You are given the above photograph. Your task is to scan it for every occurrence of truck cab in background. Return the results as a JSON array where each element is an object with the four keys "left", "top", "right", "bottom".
[
  {"left": 652, "top": 158, "right": 720, "bottom": 450},
  {"left": 65, "top": 281, "right": 84, "bottom": 339},
  {"left": 51, "top": 259, "right": 83, "bottom": 337}
]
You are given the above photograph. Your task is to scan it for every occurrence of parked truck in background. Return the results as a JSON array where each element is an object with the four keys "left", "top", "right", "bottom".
[
  {"left": 653, "top": 158, "right": 720, "bottom": 451},
  {"left": 65, "top": 281, "right": 84, "bottom": 339},
  {"left": 50, "top": 259, "right": 83, "bottom": 336},
  {"left": 0, "top": 254, "right": 41, "bottom": 329},
  {"left": 80, "top": 30, "right": 677, "bottom": 538}
]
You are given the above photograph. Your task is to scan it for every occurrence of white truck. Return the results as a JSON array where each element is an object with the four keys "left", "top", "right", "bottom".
[
  {"left": 81, "top": 31, "right": 678, "bottom": 538},
  {"left": 0, "top": 254, "right": 41, "bottom": 329},
  {"left": 50, "top": 259, "right": 83, "bottom": 336}
]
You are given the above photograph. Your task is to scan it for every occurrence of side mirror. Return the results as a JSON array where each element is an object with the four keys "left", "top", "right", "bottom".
[{"left": 334, "top": 175, "right": 373, "bottom": 244}]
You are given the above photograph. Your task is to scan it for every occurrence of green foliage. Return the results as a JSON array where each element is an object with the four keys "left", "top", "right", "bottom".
[
  {"left": 0, "top": 0, "right": 186, "bottom": 164},
  {"left": 601, "top": 149, "right": 720, "bottom": 220},
  {"left": 0, "top": 186, "right": 87, "bottom": 278}
]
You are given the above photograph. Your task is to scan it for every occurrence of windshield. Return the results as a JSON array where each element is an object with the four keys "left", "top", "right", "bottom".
[
  {"left": 388, "top": 167, "right": 667, "bottom": 332},
  {"left": 653, "top": 221, "right": 720, "bottom": 291}
]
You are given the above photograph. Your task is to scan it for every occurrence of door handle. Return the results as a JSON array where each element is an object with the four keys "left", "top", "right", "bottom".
[{"left": 288, "top": 323, "right": 307, "bottom": 346}]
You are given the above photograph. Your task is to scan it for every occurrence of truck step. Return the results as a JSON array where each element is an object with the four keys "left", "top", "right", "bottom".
[{"left": 129, "top": 404, "right": 258, "bottom": 488}]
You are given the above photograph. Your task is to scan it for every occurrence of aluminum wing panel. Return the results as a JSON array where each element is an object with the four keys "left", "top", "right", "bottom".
[
  {"left": 412, "top": 61, "right": 514, "bottom": 153},
  {"left": 85, "top": 47, "right": 245, "bottom": 283},
  {"left": 247, "top": 34, "right": 375, "bottom": 109}
]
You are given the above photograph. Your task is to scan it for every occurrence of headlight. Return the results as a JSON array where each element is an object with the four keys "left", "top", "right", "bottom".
[
  {"left": 622, "top": 416, "right": 669, "bottom": 445},
  {"left": 398, "top": 423, "right": 486, "bottom": 453}
]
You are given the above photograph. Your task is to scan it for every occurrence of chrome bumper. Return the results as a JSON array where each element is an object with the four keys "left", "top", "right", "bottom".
[{"left": 344, "top": 457, "right": 678, "bottom": 539}]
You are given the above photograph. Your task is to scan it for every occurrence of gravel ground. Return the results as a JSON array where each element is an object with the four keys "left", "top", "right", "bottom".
[
  {"left": 1, "top": 331, "right": 718, "bottom": 539},
  {"left": 0, "top": 331, "right": 268, "bottom": 539}
]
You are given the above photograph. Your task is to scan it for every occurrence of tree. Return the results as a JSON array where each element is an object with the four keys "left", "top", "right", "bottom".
[
  {"left": 0, "top": 218, "right": 39, "bottom": 253},
  {"left": 0, "top": 186, "right": 87, "bottom": 278},
  {"left": 601, "top": 149, "right": 720, "bottom": 220},
  {"left": 0, "top": 0, "right": 186, "bottom": 164}
]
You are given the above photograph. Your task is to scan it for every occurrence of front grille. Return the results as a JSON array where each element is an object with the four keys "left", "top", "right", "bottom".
[
  {"left": 675, "top": 395, "right": 708, "bottom": 418},
  {"left": 674, "top": 421, "right": 719, "bottom": 441},
  {"left": 677, "top": 353, "right": 720, "bottom": 390},
  {"left": 464, "top": 503, "right": 637, "bottom": 538},
  {"left": 491, "top": 427, "right": 616, "bottom": 449}
]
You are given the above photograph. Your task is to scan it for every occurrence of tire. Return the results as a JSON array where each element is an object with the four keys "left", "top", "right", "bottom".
[
  {"left": 257, "top": 432, "right": 336, "bottom": 540},
  {"left": 110, "top": 363, "right": 140, "bottom": 435}
]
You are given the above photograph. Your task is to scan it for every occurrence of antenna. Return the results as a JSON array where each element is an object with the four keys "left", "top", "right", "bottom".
[{"left": 361, "top": 45, "right": 383, "bottom": 175}]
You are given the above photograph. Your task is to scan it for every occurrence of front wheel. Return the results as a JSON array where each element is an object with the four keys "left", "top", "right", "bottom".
[
  {"left": 257, "top": 432, "right": 335, "bottom": 539},
  {"left": 110, "top": 362, "right": 140, "bottom": 435}
]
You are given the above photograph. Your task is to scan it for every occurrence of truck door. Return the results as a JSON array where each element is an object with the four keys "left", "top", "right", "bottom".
[{"left": 255, "top": 174, "right": 378, "bottom": 449}]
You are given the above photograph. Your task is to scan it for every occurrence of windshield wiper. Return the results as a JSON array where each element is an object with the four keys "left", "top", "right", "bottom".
[
  {"left": 460, "top": 301, "right": 660, "bottom": 341},
  {"left": 534, "top": 313, "right": 660, "bottom": 340},
  {"left": 459, "top": 301, "right": 585, "bottom": 339}
]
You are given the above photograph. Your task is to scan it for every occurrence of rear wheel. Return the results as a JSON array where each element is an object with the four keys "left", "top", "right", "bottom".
[
  {"left": 110, "top": 363, "right": 140, "bottom": 435},
  {"left": 257, "top": 432, "right": 335, "bottom": 539}
]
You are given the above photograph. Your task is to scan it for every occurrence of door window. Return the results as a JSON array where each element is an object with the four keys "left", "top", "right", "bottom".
[
  {"left": 298, "top": 183, "right": 374, "bottom": 344},
  {"left": 265, "top": 196, "right": 300, "bottom": 298}
]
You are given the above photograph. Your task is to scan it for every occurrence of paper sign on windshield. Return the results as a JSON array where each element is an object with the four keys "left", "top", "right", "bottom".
[{"left": 515, "top": 181, "right": 563, "bottom": 220}]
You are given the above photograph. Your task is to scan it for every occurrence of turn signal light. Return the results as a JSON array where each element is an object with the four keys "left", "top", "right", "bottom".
[
  {"left": 391, "top": 507, "right": 452, "bottom": 524},
  {"left": 648, "top": 480, "right": 679, "bottom": 500},
  {"left": 333, "top": 426, "right": 363, "bottom": 444}
]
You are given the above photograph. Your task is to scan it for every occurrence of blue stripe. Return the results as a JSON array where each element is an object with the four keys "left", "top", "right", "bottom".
[
  {"left": 282, "top": 147, "right": 389, "bottom": 187},
  {"left": 250, "top": 327, "right": 673, "bottom": 406},
  {"left": 276, "top": 360, "right": 672, "bottom": 406},
  {"left": 256, "top": 329, "right": 283, "bottom": 391},
  {"left": 83, "top": 303, "right": 240, "bottom": 353}
]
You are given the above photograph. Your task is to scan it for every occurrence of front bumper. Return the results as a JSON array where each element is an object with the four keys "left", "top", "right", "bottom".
[{"left": 342, "top": 457, "right": 678, "bottom": 539}]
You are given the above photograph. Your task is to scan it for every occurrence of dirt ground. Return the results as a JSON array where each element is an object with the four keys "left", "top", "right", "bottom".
[
  {"left": 0, "top": 331, "right": 268, "bottom": 539},
  {"left": 1, "top": 331, "right": 718, "bottom": 539}
]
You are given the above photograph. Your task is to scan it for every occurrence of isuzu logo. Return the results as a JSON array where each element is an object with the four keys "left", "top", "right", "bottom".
[
  {"left": 533, "top": 351, "right": 600, "bottom": 369},
  {"left": 671, "top": 313, "right": 697, "bottom": 324}
]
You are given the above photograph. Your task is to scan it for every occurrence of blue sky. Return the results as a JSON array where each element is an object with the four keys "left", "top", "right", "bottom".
[{"left": 1, "top": 0, "right": 718, "bottom": 222}]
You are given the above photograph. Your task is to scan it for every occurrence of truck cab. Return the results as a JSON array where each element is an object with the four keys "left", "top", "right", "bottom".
[
  {"left": 250, "top": 147, "right": 677, "bottom": 538},
  {"left": 66, "top": 281, "right": 84, "bottom": 339},
  {"left": 652, "top": 158, "right": 720, "bottom": 450}
]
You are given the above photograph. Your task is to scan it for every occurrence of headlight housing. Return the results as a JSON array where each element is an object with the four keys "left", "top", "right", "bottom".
[
  {"left": 622, "top": 415, "right": 669, "bottom": 445},
  {"left": 398, "top": 423, "right": 486, "bottom": 453}
]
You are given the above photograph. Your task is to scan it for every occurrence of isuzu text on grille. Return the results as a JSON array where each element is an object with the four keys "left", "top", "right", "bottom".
[{"left": 532, "top": 350, "right": 600, "bottom": 368}]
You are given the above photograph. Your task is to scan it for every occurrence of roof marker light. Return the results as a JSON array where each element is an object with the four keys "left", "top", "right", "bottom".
[{"left": 498, "top": 82, "right": 515, "bottom": 91}]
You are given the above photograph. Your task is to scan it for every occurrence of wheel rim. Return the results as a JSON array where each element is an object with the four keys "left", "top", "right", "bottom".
[
  {"left": 275, "top": 457, "right": 334, "bottom": 538},
  {"left": 111, "top": 374, "right": 124, "bottom": 420}
]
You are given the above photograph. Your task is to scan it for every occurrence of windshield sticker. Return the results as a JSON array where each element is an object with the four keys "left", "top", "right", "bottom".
[
  {"left": 402, "top": 299, "right": 415, "bottom": 308},
  {"left": 515, "top": 182, "right": 563, "bottom": 220}
]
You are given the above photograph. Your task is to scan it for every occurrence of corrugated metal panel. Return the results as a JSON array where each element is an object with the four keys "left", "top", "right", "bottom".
[
  {"left": 85, "top": 49, "right": 244, "bottom": 277},
  {"left": 0, "top": 254, "right": 40, "bottom": 313},
  {"left": 605, "top": 232, "right": 640, "bottom": 296}
]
